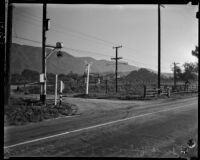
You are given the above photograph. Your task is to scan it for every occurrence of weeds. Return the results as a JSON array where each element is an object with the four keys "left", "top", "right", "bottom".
[{"left": 4, "top": 98, "right": 78, "bottom": 126}]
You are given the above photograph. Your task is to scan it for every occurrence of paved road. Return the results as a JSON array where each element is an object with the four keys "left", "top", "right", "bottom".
[{"left": 4, "top": 97, "right": 198, "bottom": 157}]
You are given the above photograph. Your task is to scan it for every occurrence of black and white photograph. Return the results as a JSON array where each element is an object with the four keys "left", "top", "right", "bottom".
[{"left": 3, "top": 0, "right": 199, "bottom": 158}]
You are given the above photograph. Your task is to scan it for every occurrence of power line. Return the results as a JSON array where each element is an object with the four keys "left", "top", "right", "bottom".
[
  {"left": 14, "top": 10, "right": 117, "bottom": 46},
  {"left": 13, "top": 11, "right": 172, "bottom": 71},
  {"left": 14, "top": 10, "right": 42, "bottom": 22},
  {"left": 51, "top": 23, "right": 116, "bottom": 46},
  {"left": 13, "top": 10, "right": 157, "bottom": 60},
  {"left": 13, "top": 16, "right": 42, "bottom": 28},
  {"left": 63, "top": 47, "right": 112, "bottom": 58},
  {"left": 18, "top": 9, "right": 42, "bottom": 20},
  {"left": 123, "top": 58, "right": 156, "bottom": 68},
  {"left": 12, "top": 35, "right": 113, "bottom": 58},
  {"left": 13, "top": 35, "right": 169, "bottom": 71},
  {"left": 13, "top": 10, "right": 117, "bottom": 46},
  {"left": 13, "top": 35, "right": 42, "bottom": 44},
  {"left": 13, "top": 13, "right": 114, "bottom": 49},
  {"left": 49, "top": 28, "right": 113, "bottom": 48}
]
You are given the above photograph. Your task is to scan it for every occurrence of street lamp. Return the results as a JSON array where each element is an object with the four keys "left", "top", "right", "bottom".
[
  {"left": 45, "top": 42, "right": 64, "bottom": 59},
  {"left": 40, "top": 42, "right": 64, "bottom": 104}
]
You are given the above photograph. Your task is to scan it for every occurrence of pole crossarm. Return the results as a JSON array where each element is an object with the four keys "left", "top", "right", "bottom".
[
  {"left": 111, "top": 57, "right": 123, "bottom": 60},
  {"left": 111, "top": 45, "right": 124, "bottom": 93}
]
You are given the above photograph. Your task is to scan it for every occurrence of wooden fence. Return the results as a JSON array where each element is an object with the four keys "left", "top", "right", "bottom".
[{"left": 144, "top": 84, "right": 198, "bottom": 98}]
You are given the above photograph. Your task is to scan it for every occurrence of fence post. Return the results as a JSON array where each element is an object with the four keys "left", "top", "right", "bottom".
[
  {"left": 167, "top": 87, "right": 170, "bottom": 97},
  {"left": 105, "top": 80, "right": 108, "bottom": 94},
  {"left": 143, "top": 85, "right": 146, "bottom": 98}
]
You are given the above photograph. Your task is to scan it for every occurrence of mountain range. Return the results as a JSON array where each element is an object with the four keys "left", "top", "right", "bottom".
[
  {"left": 10, "top": 43, "right": 139, "bottom": 75},
  {"left": 10, "top": 43, "right": 173, "bottom": 77}
]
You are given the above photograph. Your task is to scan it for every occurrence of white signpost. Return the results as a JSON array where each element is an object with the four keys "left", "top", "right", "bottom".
[
  {"left": 59, "top": 80, "right": 64, "bottom": 105},
  {"left": 54, "top": 74, "right": 58, "bottom": 106},
  {"left": 86, "top": 63, "right": 91, "bottom": 95}
]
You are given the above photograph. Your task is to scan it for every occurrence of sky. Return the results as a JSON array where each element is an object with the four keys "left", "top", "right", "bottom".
[{"left": 11, "top": 3, "right": 198, "bottom": 73}]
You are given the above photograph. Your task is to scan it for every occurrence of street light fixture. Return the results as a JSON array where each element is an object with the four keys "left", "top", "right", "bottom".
[
  {"left": 40, "top": 42, "right": 64, "bottom": 104},
  {"left": 45, "top": 42, "right": 64, "bottom": 60}
]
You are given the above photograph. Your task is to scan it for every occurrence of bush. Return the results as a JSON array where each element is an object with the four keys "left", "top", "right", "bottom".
[{"left": 4, "top": 98, "right": 78, "bottom": 126}]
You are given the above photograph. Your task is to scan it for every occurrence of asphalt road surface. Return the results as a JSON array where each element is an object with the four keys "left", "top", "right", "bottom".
[{"left": 4, "top": 96, "right": 198, "bottom": 157}]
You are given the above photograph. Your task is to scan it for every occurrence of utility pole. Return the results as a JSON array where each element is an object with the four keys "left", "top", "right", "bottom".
[
  {"left": 158, "top": 3, "right": 165, "bottom": 94},
  {"left": 173, "top": 62, "right": 179, "bottom": 91},
  {"left": 158, "top": 3, "right": 161, "bottom": 94},
  {"left": 4, "top": 1, "right": 13, "bottom": 106},
  {"left": 111, "top": 45, "right": 122, "bottom": 93},
  {"left": 40, "top": 3, "right": 47, "bottom": 104},
  {"left": 105, "top": 79, "right": 108, "bottom": 94}
]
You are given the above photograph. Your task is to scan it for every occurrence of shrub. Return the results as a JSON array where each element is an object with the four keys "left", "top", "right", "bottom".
[{"left": 5, "top": 98, "right": 78, "bottom": 126}]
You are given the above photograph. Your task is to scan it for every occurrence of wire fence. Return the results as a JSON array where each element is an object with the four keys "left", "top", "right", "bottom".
[{"left": 11, "top": 79, "right": 198, "bottom": 98}]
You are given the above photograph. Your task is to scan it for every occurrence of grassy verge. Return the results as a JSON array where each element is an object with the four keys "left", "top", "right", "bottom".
[
  {"left": 73, "top": 92, "right": 198, "bottom": 101},
  {"left": 4, "top": 97, "right": 78, "bottom": 126}
]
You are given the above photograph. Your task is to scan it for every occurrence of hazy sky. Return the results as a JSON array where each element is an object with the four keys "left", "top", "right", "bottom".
[{"left": 12, "top": 3, "right": 198, "bottom": 73}]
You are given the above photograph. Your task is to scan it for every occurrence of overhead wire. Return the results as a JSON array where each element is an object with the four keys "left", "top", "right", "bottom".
[
  {"left": 12, "top": 9, "right": 172, "bottom": 71},
  {"left": 16, "top": 9, "right": 117, "bottom": 46},
  {"left": 12, "top": 35, "right": 112, "bottom": 59},
  {"left": 13, "top": 12, "right": 115, "bottom": 49},
  {"left": 13, "top": 35, "right": 42, "bottom": 44},
  {"left": 13, "top": 35, "right": 171, "bottom": 71},
  {"left": 14, "top": 10, "right": 159, "bottom": 56}
]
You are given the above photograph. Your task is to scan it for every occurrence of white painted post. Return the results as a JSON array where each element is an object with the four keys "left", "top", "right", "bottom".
[
  {"left": 59, "top": 80, "right": 63, "bottom": 105},
  {"left": 86, "top": 63, "right": 90, "bottom": 95},
  {"left": 54, "top": 74, "right": 58, "bottom": 106}
]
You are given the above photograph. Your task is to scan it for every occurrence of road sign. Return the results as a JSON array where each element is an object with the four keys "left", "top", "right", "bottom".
[{"left": 40, "top": 73, "right": 45, "bottom": 83}]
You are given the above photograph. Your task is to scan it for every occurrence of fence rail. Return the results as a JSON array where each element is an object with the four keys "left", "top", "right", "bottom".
[
  {"left": 144, "top": 83, "right": 198, "bottom": 98},
  {"left": 11, "top": 80, "right": 198, "bottom": 98}
]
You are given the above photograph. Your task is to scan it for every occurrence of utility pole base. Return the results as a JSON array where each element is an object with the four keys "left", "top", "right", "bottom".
[{"left": 40, "top": 94, "right": 46, "bottom": 104}]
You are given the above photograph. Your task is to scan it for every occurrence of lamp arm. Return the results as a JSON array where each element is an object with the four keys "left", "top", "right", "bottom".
[{"left": 45, "top": 48, "right": 57, "bottom": 60}]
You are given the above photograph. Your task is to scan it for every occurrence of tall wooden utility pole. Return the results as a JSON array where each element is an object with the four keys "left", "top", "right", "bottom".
[
  {"left": 40, "top": 3, "right": 47, "bottom": 104},
  {"left": 197, "top": 2, "right": 199, "bottom": 100},
  {"left": 158, "top": 3, "right": 161, "bottom": 94},
  {"left": 4, "top": 1, "right": 13, "bottom": 106},
  {"left": 111, "top": 45, "right": 122, "bottom": 93},
  {"left": 158, "top": 3, "right": 165, "bottom": 94},
  {"left": 173, "top": 62, "right": 179, "bottom": 91}
]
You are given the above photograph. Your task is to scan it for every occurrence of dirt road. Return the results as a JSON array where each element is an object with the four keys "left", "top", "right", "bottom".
[{"left": 4, "top": 96, "right": 198, "bottom": 157}]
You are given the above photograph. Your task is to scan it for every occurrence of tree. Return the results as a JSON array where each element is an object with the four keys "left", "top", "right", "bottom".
[
  {"left": 191, "top": 46, "right": 199, "bottom": 73},
  {"left": 11, "top": 73, "right": 25, "bottom": 84},
  {"left": 175, "top": 66, "right": 183, "bottom": 80},
  {"left": 21, "top": 69, "right": 39, "bottom": 82},
  {"left": 182, "top": 62, "right": 197, "bottom": 81},
  {"left": 192, "top": 46, "right": 199, "bottom": 59}
]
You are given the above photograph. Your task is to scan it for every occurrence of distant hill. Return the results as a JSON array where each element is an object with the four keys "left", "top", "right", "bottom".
[{"left": 10, "top": 43, "right": 139, "bottom": 75}]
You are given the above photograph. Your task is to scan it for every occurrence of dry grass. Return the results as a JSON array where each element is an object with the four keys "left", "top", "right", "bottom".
[{"left": 5, "top": 97, "right": 78, "bottom": 126}]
